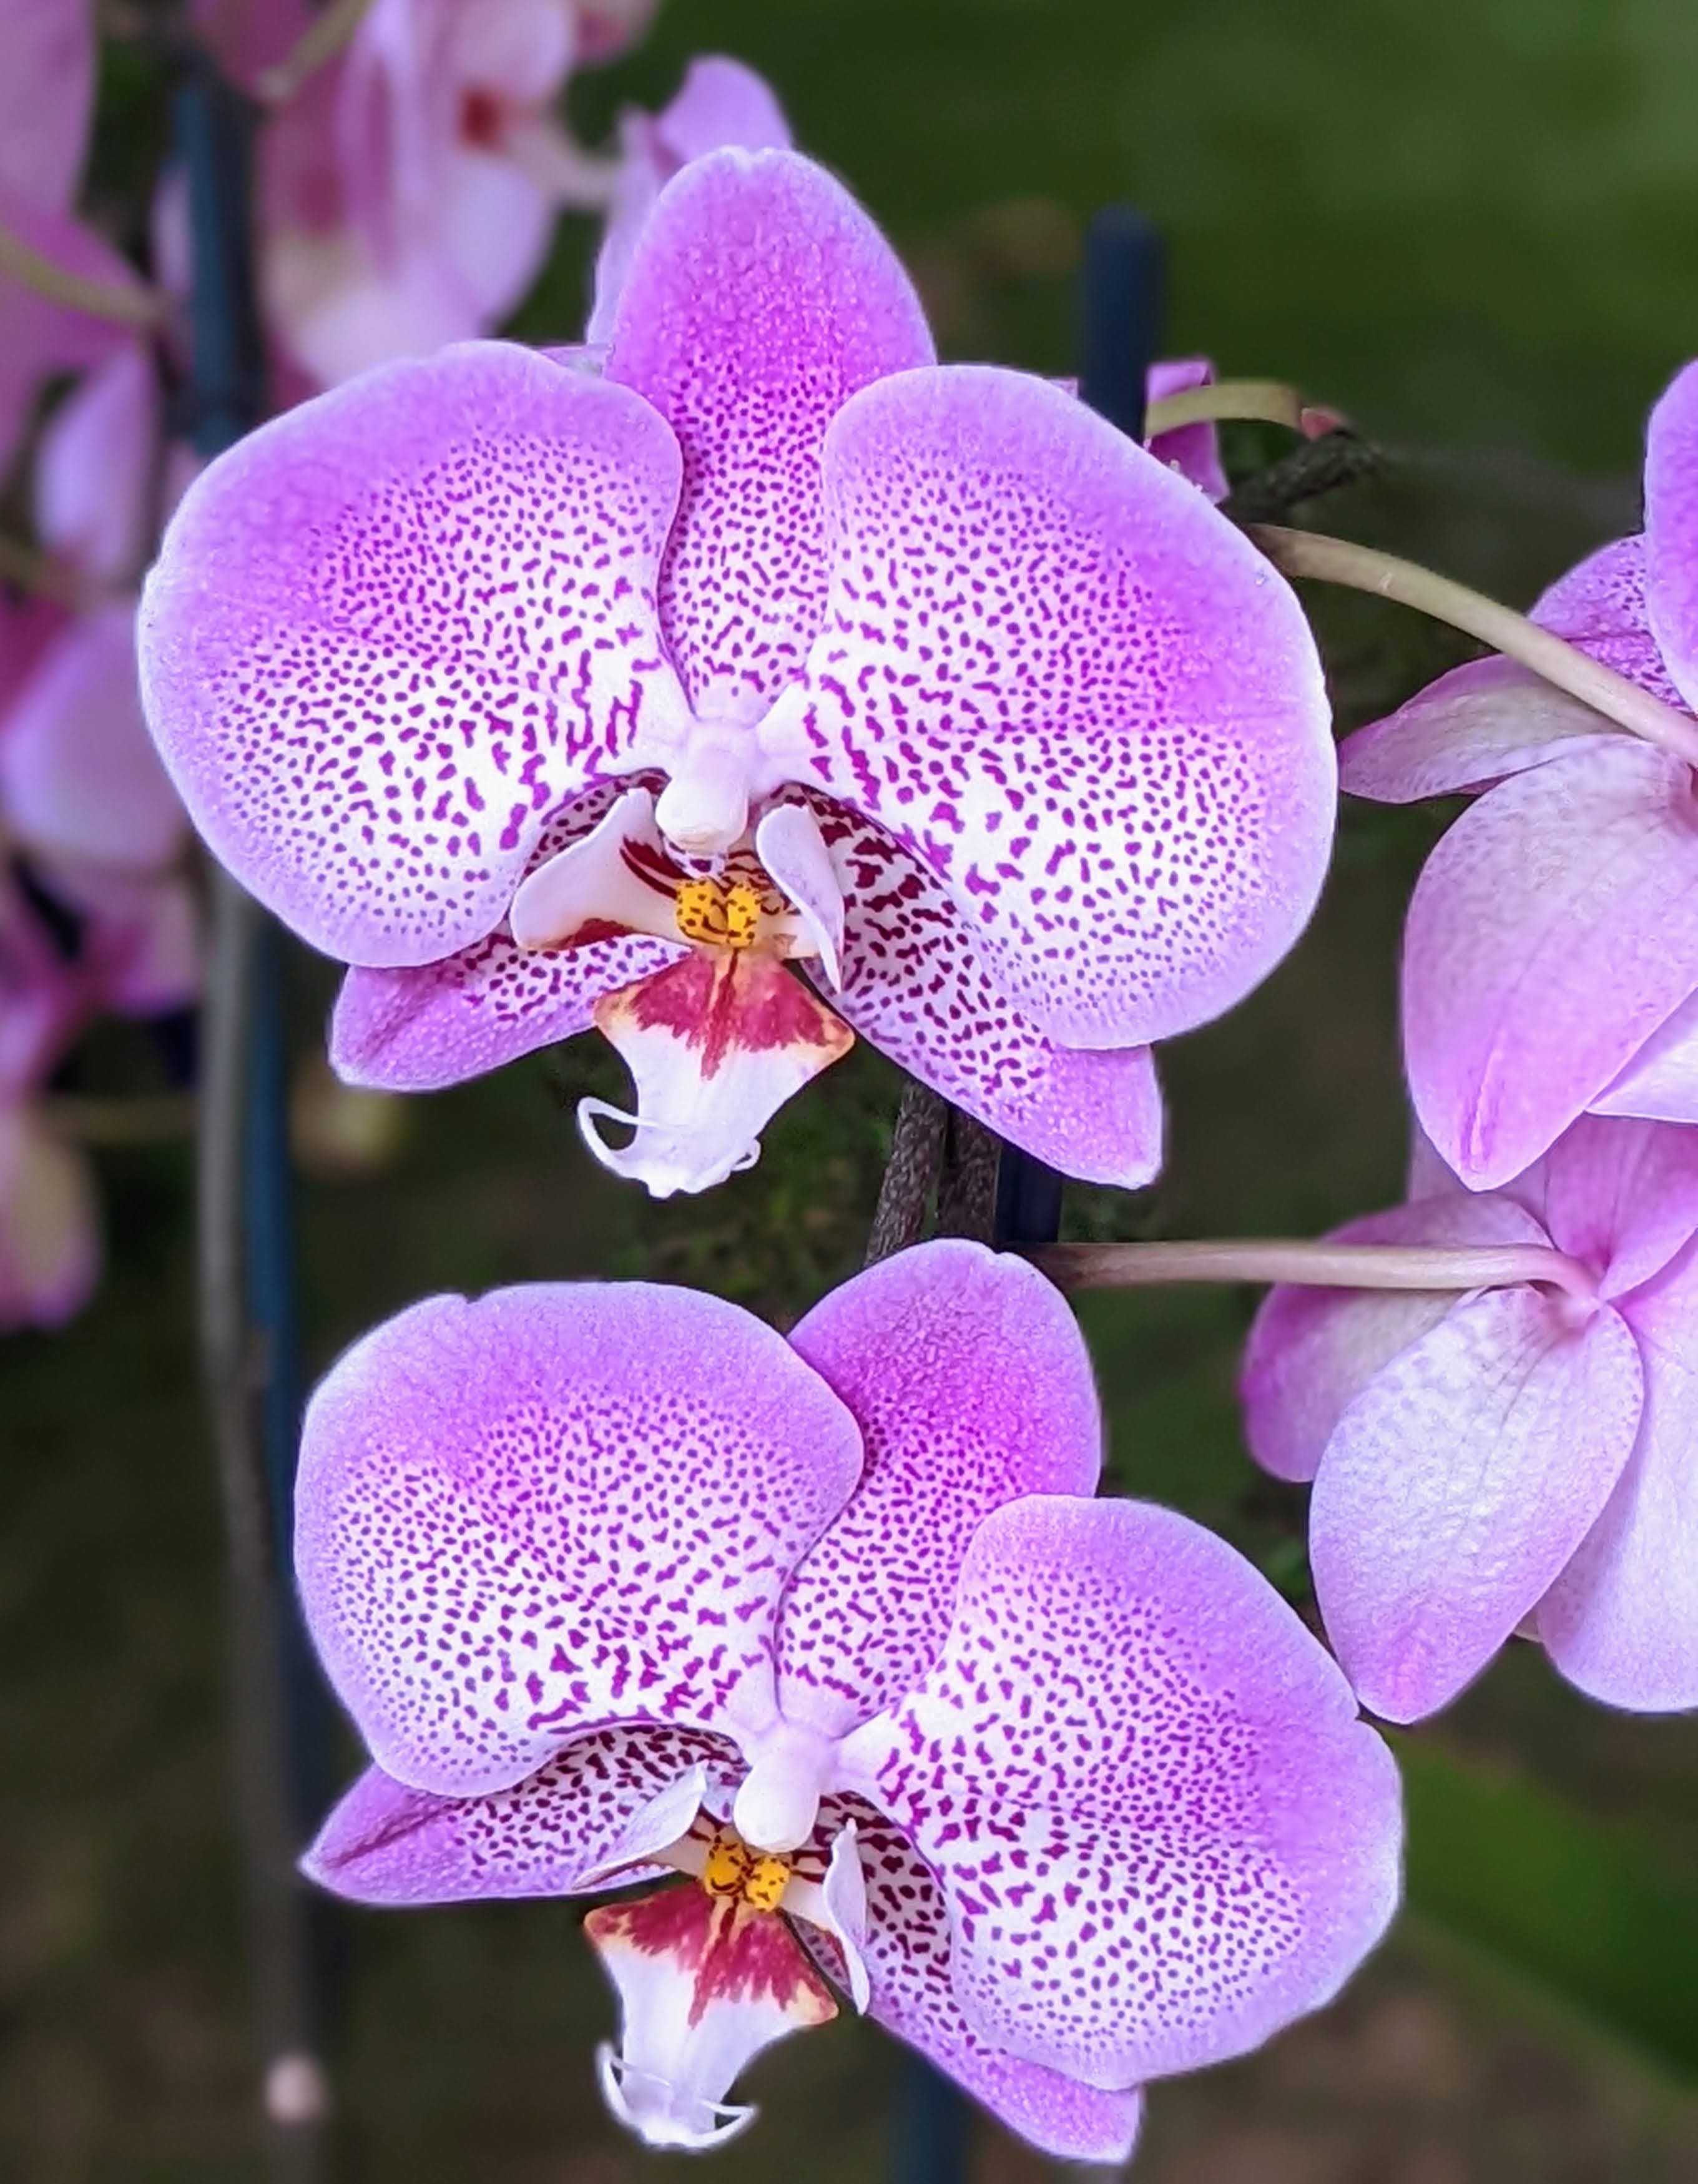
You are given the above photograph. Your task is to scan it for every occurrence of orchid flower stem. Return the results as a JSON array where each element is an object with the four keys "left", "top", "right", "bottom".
[
  {"left": 44, "top": 1091, "right": 196, "bottom": 1145},
  {"left": 1254, "top": 524, "right": 1698, "bottom": 768},
  {"left": 0, "top": 221, "right": 166, "bottom": 330},
  {"left": 255, "top": 0, "right": 377, "bottom": 102},
  {"left": 1029, "top": 1237, "right": 1599, "bottom": 1307},
  {"left": 1144, "top": 378, "right": 1313, "bottom": 437}
]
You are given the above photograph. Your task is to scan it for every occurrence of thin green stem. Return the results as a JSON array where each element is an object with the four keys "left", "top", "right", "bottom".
[
  {"left": 0, "top": 222, "right": 165, "bottom": 330},
  {"left": 1029, "top": 1236, "right": 1599, "bottom": 1307},
  {"left": 1254, "top": 524, "right": 1698, "bottom": 767}
]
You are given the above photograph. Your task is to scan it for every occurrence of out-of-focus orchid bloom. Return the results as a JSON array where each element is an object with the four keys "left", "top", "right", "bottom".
[
  {"left": 1144, "top": 358, "right": 1229, "bottom": 502},
  {"left": 297, "top": 1241, "right": 1401, "bottom": 2156},
  {"left": 1342, "top": 358, "right": 1698, "bottom": 1189},
  {"left": 0, "top": 2, "right": 150, "bottom": 476},
  {"left": 142, "top": 150, "right": 1335, "bottom": 1196},
  {"left": 1242, "top": 1113, "right": 1698, "bottom": 1718},
  {"left": 262, "top": 0, "right": 651, "bottom": 386},
  {"left": 0, "top": 885, "right": 99, "bottom": 1332},
  {"left": 0, "top": 347, "right": 195, "bottom": 1020},
  {"left": 587, "top": 56, "right": 792, "bottom": 343}
]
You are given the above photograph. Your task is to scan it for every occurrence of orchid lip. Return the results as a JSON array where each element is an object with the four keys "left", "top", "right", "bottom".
[{"left": 596, "top": 2044, "right": 758, "bottom": 2150}]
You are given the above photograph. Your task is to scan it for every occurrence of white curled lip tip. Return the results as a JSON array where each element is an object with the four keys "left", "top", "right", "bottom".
[
  {"left": 596, "top": 2047, "right": 758, "bottom": 2150},
  {"left": 576, "top": 1098, "right": 762, "bottom": 1198}
]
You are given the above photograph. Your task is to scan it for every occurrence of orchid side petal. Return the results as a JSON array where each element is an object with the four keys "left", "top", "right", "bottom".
[
  {"left": 840, "top": 1498, "right": 1400, "bottom": 2090},
  {"left": 770, "top": 365, "right": 1335, "bottom": 1050},
  {"left": 1144, "top": 357, "right": 1227, "bottom": 501},
  {"left": 295, "top": 1282, "right": 864, "bottom": 1795},
  {"left": 34, "top": 345, "right": 160, "bottom": 588},
  {"left": 139, "top": 342, "right": 689, "bottom": 967}
]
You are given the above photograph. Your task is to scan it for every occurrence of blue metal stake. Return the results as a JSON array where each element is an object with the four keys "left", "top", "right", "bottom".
[{"left": 178, "top": 51, "right": 338, "bottom": 2182}]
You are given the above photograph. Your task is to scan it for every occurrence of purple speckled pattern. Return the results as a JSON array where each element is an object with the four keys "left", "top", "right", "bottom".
[
  {"left": 138, "top": 343, "right": 685, "bottom": 967},
  {"left": 293, "top": 1249, "right": 1401, "bottom": 2146},
  {"left": 304, "top": 1723, "right": 740, "bottom": 1904},
  {"left": 294, "top": 1282, "right": 864, "bottom": 1795},
  {"left": 328, "top": 779, "right": 685, "bottom": 1089},
  {"left": 840, "top": 1495, "right": 1400, "bottom": 2088},
  {"left": 802, "top": 1792, "right": 1143, "bottom": 2164},
  {"left": 777, "top": 1242, "right": 1102, "bottom": 1739},
  {"left": 802, "top": 795, "right": 1162, "bottom": 1184},
  {"left": 603, "top": 148, "right": 933, "bottom": 713},
  {"left": 770, "top": 363, "right": 1334, "bottom": 1048},
  {"left": 1244, "top": 1113, "right": 1698, "bottom": 1714}
]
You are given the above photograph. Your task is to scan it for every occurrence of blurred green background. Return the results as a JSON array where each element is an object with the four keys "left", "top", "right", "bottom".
[{"left": 9, "top": 0, "right": 1698, "bottom": 2177}]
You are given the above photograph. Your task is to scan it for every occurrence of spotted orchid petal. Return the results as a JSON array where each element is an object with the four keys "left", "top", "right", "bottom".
[
  {"left": 140, "top": 343, "right": 690, "bottom": 967},
  {"left": 1144, "top": 357, "right": 1227, "bottom": 502},
  {"left": 1311, "top": 1287, "right": 1643, "bottom": 1723},
  {"left": 2, "top": 603, "right": 185, "bottom": 878},
  {"left": 588, "top": 57, "right": 792, "bottom": 345},
  {"left": 1538, "top": 1241, "right": 1698, "bottom": 1710},
  {"left": 294, "top": 1283, "right": 865, "bottom": 1796},
  {"left": 604, "top": 147, "right": 934, "bottom": 729},
  {"left": 808, "top": 800, "right": 1162, "bottom": 1185},
  {"left": 329, "top": 781, "right": 685, "bottom": 1089},
  {"left": 580, "top": 950, "right": 853, "bottom": 1198},
  {"left": 0, "top": 1104, "right": 100, "bottom": 1334},
  {"left": 764, "top": 363, "right": 1335, "bottom": 1050},
  {"left": 1241, "top": 1191, "right": 1552, "bottom": 1485},
  {"left": 1403, "top": 739, "right": 1698, "bottom": 1187},
  {"left": 303, "top": 1724, "right": 736, "bottom": 1903},
  {"left": 802, "top": 1796, "right": 1144, "bottom": 2164},
  {"left": 588, "top": 1879, "right": 837, "bottom": 2151},
  {"left": 777, "top": 1241, "right": 1102, "bottom": 1739},
  {"left": 840, "top": 1497, "right": 1400, "bottom": 2090}
]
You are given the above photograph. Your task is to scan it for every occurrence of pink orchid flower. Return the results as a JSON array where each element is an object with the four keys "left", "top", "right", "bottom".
[
  {"left": 1242, "top": 1113, "right": 1698, "bottom": 1720},
  {"left": 0, "top": 342, "right": 196, "bottom": 1020},
  {"left": 0, "top": 884, "right": 102, "bottom": 1332},
  {"left": 140, "top": 149, "right": 1334, "bottom": 1196},
  {"left": 0, "top": 0, "right": 151, "bottom": 476},
  {"left": 296, "top": 1240, "right": 1400, "bottom": 2157},
  {"left": 1341, "top": 357, "right": 1698, "bottom": 1189},
  {"left": 262, "top": 0, "right": 653, "bottom": 388}
]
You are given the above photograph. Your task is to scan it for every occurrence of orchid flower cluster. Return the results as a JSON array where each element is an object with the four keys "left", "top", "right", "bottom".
[{"left": 14, "top": 0, "right": 1698, "bottom": 2164}]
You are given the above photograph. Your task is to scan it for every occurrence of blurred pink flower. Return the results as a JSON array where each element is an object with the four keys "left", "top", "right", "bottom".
[
  {"left": 0, "top": 1, "right": 150, "bottom": 476},
  {"left": 297, "top": 1242, "right": 1400, "bottom": 2155},
  {"left": 262, "top": 0, "right": 654, "bottom": 386},
  {"left": 1343, "top": 357, "right": 1698, "bottom": 1188},
  {"left": 1242, "top": 1113, "right": 1698, "bottom": 1718}
]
